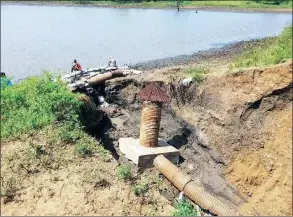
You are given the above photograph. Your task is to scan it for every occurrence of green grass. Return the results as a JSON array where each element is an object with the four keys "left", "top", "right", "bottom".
[
  {"left": 1, "top": 73, "right": 82, "bottom": 138},
  {"left": 232, "top": 24, "right": 292, "bottom": 69},
  {"left": 184, "top": 67, "right": 209, "bottom": 82},
  {"left": 116, "top": 165, "right": 132, "bottom": 181},
  {"left": 132, "top": 181, "right": 148, "bottom": 196},
  {"left": 172, "top": 201, "right": 200, "bottom": 216},
  {"left": 0, "top": 72, "right": 108, "bottom": 158},
  {"left": 69, "top": 0, "right": 292, "bottom": 9}
]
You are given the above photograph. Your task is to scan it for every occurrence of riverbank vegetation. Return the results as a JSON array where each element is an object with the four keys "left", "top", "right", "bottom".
[
  {"left": 232, "top": 24, "right": 292, "bottom": 68},
  {"left": 70, "top": 0, "right": 292, "bottom": 10},
  {"left": 0, "top": 73, "right": 104, "bottom": 157}
]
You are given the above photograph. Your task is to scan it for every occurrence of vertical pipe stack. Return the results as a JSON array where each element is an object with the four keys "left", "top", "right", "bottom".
[
  {"left": 138, "top": 82, "right": 170, "bottom": 148},
  {"left": 139, "top": 101, "right": 162, "bottom": 147}
]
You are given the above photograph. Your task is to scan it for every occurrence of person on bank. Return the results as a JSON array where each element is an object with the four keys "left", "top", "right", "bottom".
[
  {"left": 71, "top": 59, "right": 82, "bottom": 72},
  {"left": 0, "top": 72, "right": 12, "bottom": 89},
  {"left": 108, "top": 56, "right": 117, "bottom": 68}
]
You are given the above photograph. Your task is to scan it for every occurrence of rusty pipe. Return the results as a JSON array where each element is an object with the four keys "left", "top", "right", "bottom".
[
  {"left": 87, "top": 70, "right": 124, "bottom": 86},
  {"left": 154, "top": 155, "right": 241, "bottom": 216},
  {"left": 139, "top": 101, "right": 162, "bottom": 147},
  {"left": 87, "top": 72, "right": 113, "bottom": 86}
]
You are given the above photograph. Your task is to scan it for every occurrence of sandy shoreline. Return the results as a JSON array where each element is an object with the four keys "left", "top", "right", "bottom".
[{"left": 2, "top": 1, "right": 292, "bottom": 14}]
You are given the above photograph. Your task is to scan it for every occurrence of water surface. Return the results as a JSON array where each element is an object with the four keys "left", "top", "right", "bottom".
[{"left": 1, "top": 4, "right": 292, "bottom": 79}]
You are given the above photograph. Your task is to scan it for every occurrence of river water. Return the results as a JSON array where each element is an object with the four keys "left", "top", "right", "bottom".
[{"left": 1, "top": 4, "right": 292, "bottom": 79}]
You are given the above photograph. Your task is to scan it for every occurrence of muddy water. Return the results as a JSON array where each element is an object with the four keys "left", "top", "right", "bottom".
[{"left": 1, "top": 4, "right": 292, "bottom": 79}]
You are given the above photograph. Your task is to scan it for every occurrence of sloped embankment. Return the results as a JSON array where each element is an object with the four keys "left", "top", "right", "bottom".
[
  {"left": 103, "top": 60, "right": 292, "bottom": 216},
  {"left": 175, "top": 60, "right": 292, "bottom": 216}
]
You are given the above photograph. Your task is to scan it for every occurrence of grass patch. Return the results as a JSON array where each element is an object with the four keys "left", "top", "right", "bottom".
[
  {"left": 74, "top": 136, "right": 97, "bottom": 157},
  {"left": 172, "top": 201, "right": 200, "bottom": 216},
  {"left": 132, "top": 181, "right": 148, "bottom": 196},
  {"left": 231, "top": 24, "right": 292, "bottom": 69},
  {"left": 116, "top": 165, "right": 132, "bottom": 181},
  {"left": 184, "top": 67, "right": 209, "bottom": 82},
  {"left": 0, "top": 72, "right": 103, "bottom": 158}
]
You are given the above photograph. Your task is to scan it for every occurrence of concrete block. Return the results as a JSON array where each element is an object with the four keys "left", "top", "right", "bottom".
[{"left": 119, "top": 137, "right": 179, "bottom": 168}]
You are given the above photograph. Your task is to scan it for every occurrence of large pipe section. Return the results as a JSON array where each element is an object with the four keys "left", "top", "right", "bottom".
[
  {"left": 87, "top": 70, "right": 124, "bottom": 86},
  {"left": 153, "top": 155, "right": 241, "bottom": 216},
  {"left": 139, "top": 101, "right": 162, "bottom": 147}
]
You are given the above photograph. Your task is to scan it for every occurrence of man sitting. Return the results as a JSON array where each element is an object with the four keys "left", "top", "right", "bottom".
[
  {"left": 108, "top": 56, "right": 117, "bottom": 68},
  {"left": 71, "top": 59, "right": 82, "bottom": 72}
]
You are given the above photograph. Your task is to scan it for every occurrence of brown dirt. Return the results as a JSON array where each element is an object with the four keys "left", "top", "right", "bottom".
[
  {"left": 172, "top": 60, "right": 292, "bottom": 215},
  {"left": 1, "top": 128, "right": 173, "bottom": 216},
  {"left": 104, "top": 59, "right": 292, "bottom": 216}
]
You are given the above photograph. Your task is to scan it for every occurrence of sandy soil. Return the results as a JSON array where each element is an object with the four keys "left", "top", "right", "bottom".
[{"left": 1, "top": 129, "right": 174, "bottom": 216}]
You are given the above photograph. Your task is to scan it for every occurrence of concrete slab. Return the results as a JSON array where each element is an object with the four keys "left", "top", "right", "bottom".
[{"left": 119, "top": 137, "right": 179, "bottom": 168}]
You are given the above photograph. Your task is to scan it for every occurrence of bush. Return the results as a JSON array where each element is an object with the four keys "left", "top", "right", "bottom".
[
  {"left": 116, "top": 165, "right": 132, "bottom": 181},
  {"left": 232, "top": 24, "right": 292, "bottom": 68},
  {"left": 132, "top": 181, "right": 148, "bottom": 196},
  {"left": 1, "top": 73, "right": 82, "bottom": 139},
  {"left": 172, "top": 201, "right": 200, "bottom": 216}
]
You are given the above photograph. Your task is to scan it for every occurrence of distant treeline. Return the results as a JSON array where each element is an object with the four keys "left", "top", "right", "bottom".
[{"left": 73, "top": 0, "right": 290, "bottom": 4}]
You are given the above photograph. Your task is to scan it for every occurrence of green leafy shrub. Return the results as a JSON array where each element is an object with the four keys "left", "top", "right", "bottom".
[
  {"left": 184, "top": 67, "right": 209, "bottom": 82},
  {"left": 132, "top": 181, "right": 148, "bottom": 196},
  {"left": 1, "top": 73, "right": 82, "bottom": 139},
  {"left": 116, "top": 165, "right": 132, "bottom": 181},
  {"left": 232, "top": 24, "right": 292, "bottom": 68},
  {"left": 172, "top": 201, "right": 200, "bottom": 216}
]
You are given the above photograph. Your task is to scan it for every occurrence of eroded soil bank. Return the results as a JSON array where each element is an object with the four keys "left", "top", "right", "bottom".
[
  {"left": 103, "top": 59, "right": 292, "bottom": 216},
  {"left": 1, "top": 52, "right": 292, "bottom": 215}
]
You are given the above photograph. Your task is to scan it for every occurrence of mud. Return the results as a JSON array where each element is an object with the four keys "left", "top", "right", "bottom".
[{"left": 131, "top": 39, "right": 270, "bottom": 70}]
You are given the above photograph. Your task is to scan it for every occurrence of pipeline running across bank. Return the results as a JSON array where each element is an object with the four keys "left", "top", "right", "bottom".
[{"left": 153, "top": 155, "right": 241, "bottom": 216}]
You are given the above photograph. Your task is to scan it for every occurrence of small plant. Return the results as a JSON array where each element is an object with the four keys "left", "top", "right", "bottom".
[
  {"left": 172, "top": 201, "right": 200, "bottom": 216},
  {"left": 184, "top": 67, "right": 209, "bottom": 82},
  {"left": 97, "top": 145, "right": 110, "bottom": 161},
  {"left": 116, "top": 165, "right": 132, "bottom": 181},
  {"left": 75, "top": 141, "right": 97, "bottom": 157},
  {"left": 132, "top": 181, "right": 148, "bottom": 196}
]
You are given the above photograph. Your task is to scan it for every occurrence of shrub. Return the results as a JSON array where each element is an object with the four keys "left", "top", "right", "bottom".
[
  {"left": 1, "top": 73, "right": 82, "bottom": 139},
  {"left": 116, "top": 165, "right": 132, "bottom": 181},
  {"left": 172, "top": 201, "right": 200, "bottom": 216}
]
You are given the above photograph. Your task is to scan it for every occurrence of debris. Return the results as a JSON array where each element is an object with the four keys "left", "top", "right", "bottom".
[
  {"left": 177, "top": 191, "right": 185, "bottom": 202},
  {"left": 182, "top": 78, "right": 193, "bottom": 86}
]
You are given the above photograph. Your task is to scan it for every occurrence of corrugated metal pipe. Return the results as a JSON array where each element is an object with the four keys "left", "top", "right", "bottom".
[
  {"left": 139, "top": 101, "right": 162, "bottom": 147},
  {"left": 154, "top": 155, "right": 241, "bottom": 216}
]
